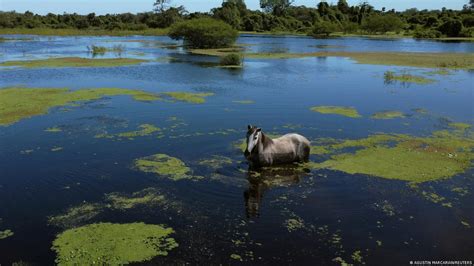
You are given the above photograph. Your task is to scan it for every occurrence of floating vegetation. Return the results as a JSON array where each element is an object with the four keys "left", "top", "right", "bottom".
[
  {"left": 95, "top": 124, "right": 161, "bottom": 139},
  {"left": 198, "top": 155, "right": 233, "bottom": 169},
  {"left": 51, "top": 147, "right": 63, "bottom": 152},
  {"left": 163, "top": 92, "right": 214, "bottom": 104},
  {"left": 134, "top": 154, "right": 201, "bottom": 181},
  {"left": 230, "top": 253, "right": 243, "bottom": 261},
  {"left": 105, "top": 188, "right": 167, "bottom": 210},
  {"left": 461, "top": 221, "right": 470, "bottom": 228},
  {"left": 0, "top": 57, "right": 147, "bottom": 68},
  {"left": 451, "top": 187, "right": 469, "bottom": 196},
  {"left": 310, "top": 106, "right": 361, "bottom": 118},
  {"left": 284, "top": 218, "right": 305, "bottom": 232},
  {"left": 233, "top": 100, "right": 255, "bottom": 104},
  {"left": 371, "top": 111, "right": 405, "bottom": 120},
  {"left": 0, "top": 87, "right": 160, "bottom": 126},
  {"left": 309, "top": 130, "right": 474, "bottom": 183},
  {"left": 449, "top": 122, "right": 471, "bottom": 131},
  {"left": 51, "top": 223, "right": 178, "bottom": 265},
  {"left": 48, "top": 203, "right": 103, "bottom": 228},
  {"left": 351, "top": 250, "right": 363, "bottom": 264},
  {"left": 424, "top": 69, "right": 451, "bottom": 76},
  {"left": 45, "top": 127, "right": 62, "bottom": 132},
  {"left": 0, "top": 229, "right": 14, "bottom": 240},
  {"left": 373, "top": 200, "right": 396, "bottom": 216},
  {"left": 87, "top": 45, "right": 107, "bottom": 56},
  {"left": 384, "top": 71, "right": 435, "bottom": 85},
  {"left": 412, "top": 108, "right": 429, "bottom": 114},
  {"left": 420, "top": 191, "right": 452, "bottom": 207}
]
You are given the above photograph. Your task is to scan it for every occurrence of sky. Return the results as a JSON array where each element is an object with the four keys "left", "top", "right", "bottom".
[{"left": 0, "top": 0, "right": 468, "bottom": 15}]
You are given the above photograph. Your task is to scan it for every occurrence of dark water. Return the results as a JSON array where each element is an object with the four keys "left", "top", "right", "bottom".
[{"left": 0, "top": 35, "right": 473, "bottom": 265}]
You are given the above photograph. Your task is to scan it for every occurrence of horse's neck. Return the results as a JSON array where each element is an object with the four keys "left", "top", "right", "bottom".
[{"left": 257, "top": 133, "right": 273, "bottom": 153}]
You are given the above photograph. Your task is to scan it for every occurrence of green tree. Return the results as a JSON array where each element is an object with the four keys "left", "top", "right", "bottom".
[
  {"left": 260, "top": 0, "right": 294, "bottom": 16},
  {"left": 311, "top": 21, "right": 338, "bottom": 37},
  {"left": 337, "top": 0, "right": 350, "bottom": 14},
  {"left": 362, "top": 14, "right": 404, "bottom": 33},
  {"left": 438, "top": 19, "right": 463, "bottom": 37},
  {"left": 168, "top": 18, "right": 238, "bottom": 48}
]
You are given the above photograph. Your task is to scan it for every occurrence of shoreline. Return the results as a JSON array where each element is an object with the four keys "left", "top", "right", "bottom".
[{"left": 1, "top": 28, "right": 473, "bottom": 42}]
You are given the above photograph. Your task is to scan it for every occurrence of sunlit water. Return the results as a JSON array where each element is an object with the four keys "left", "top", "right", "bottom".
[{"left": 0, "top": 34, "right": 473, "bottom": 265}]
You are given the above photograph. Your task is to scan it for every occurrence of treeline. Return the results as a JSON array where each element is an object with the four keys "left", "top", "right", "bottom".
[{"left": 0, "top": 0, "right": 473, "bottom": 38}]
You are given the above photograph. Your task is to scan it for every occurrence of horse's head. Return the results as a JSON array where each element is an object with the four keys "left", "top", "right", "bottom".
[{"left": 245, "top": 125, "right": 262, "bottom": 159}]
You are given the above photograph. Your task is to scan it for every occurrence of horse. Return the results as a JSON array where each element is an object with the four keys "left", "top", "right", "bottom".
[{"left": 244, "top": 125, "right": 311, "bottom": 168}]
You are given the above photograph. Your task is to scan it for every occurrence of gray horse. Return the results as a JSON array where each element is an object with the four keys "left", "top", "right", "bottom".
[{"left": 244, "top": 125, "right": 311, "bottom": 167}]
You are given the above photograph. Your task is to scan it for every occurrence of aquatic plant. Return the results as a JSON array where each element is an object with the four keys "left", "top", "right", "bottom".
[
  {"left": 371, "top": 111, "right": 405, "bottom": 119},
  {"left": 51, "top": 147, "right": 63, "bottom": 152},
  {"left": 45, "top": 127, "right": 63, "bottom": 132},
  {"left": 0, "top": 87, "right": 160, "bottom": 126},
  {"left": 96, "top": 124, "right": 161, "bottom": 139},
  {"left": 0, "top": 229, "right": 14, "bottom": 240},
  {"left": 48, "top": 203, "right": 103, "bottom": 228},
  {"left": 219, "top": 53, "right": 242, "bottom": 66},
  {"left": 310, "top": 106, "right": 361, "bottom": 118},
  {"left": 284, "top": 218, "right": 305, "bottom": 232},
  {"left": 384, "top": 71, "right": 435, "bottom": 84},
  {"left": 0, "top": 57, "right": 146, "bottom": 68},
  {"left": 309, "top": 130, "right": 474, "bottom": 183},
  {"left": 233, "top": 100, "right": 254, "bottom": 104},
  {"left": 163, "top": 92, "right": 214, "bottom": 104},
  {"left": 198, "top": 155, "right": 233, "bottom": 169},
  {"left": 449, "top": 122, "right": 471, "bottom": 131},
  {"left": 106, "top": 188, "right": 167, "bottom": 210},
  {"left": 51, "top": 223, "right": 178, "bottom": 264},
  {"left": 87, "top": 45, "right": 107, "bottom": 56},
  {"left": 134, "top": 154, "right": 201, "bottom": 181}
]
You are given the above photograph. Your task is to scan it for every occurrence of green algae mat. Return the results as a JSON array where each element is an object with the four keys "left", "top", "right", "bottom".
[
  {"left": 310, "top": 130, "right": 474, "bottom": 183},
  {"left": 51, "top": 223, "right": 178, "bottom": 264}
]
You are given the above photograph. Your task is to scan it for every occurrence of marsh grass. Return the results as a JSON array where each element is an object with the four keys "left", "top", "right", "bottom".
[
  {"left": 384, "top": 71, "right": 435, "bottom": 84},
  {"left": 0, "top": 57, "right": 146, "bottom": 68},
  {"left": 190, "top": 49, "right": 474, "bottom": 69},
  {"left": 310, "top": 106, "right": 361, "bottom": 118},
  {"left": 219, "top": 53, "right": 243, "bottom": 67},
  {"left": 88, "top": 45, "right": 107, "bottom": 56}
]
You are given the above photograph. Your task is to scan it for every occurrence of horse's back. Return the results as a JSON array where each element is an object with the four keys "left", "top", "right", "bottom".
[{"left": 273, "top": 133, "right": 310, "bottom": 161}]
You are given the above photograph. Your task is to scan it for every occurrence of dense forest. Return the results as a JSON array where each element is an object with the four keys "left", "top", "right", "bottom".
[{"left": 0, "top": 0, "right": 473, "bottom": 38}]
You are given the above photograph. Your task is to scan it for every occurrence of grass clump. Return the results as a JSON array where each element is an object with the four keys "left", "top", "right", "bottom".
[
  {"left": 309, "top": 130, "right": 474, "bottom": 183},
  {"left": 96, "top": 124, "right": 161, "bottom": 139},
  {"left": 51, "top": 223, "right": 178, "bottom": 265},
  {"left": 134, "top": 154, "right": 200, "bottom": 181},
  {"left": 0, "top": 57, "right": 146, "bottom": 68},
  {"left": 310, "top": 106, "right": 361, "bottom": 118},
  {"left": 449, "top": 122, "right": 471, "bottom": 131},
  {"left": 371, "top": 111, "right": 405, "bottom": 119},
  {"left": 219, "top": 53, "right": 242, "bottom": 67},
  {"left": 163, "top": 92, "right": 214, "bottom": 104},
  {"left": 384, "top": 71, "right": 435, "bottom": 85},
  {"left": 0, "top": 87, "right": 159, "bottom": 126},
  {"left": 87, "top": 45, "right": 107, "bottom": 56}
]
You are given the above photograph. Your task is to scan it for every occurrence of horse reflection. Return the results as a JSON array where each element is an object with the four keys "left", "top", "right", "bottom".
[{"left": 243, "top": 165, "right": 309, "bottom": 218}]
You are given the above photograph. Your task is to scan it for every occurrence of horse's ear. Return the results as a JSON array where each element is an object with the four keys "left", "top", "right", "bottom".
[
  {"left": 256, "top": 128, "right": 262, "bottom": 133},
  {"left": 247, "top": 125, "right": 252, "bottom": 130}
]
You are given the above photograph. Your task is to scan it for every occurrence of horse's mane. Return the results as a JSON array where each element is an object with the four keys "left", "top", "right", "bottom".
[{"left": 260, "top": 132, "right": 273, "bottom": 150}]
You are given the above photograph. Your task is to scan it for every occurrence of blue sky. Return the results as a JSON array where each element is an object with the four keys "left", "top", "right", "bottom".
[{"left": 1, "top": 0, "right": 468, "bottom": 15}]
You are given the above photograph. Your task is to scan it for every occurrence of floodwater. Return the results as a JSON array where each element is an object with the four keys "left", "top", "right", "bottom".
[{"left": 0, "top": 34, "right": 473, "bottom": 265}]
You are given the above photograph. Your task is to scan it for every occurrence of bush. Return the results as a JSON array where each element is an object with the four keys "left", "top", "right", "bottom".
[
  {"left": 168, "top": 18, "right": 238, "bottom": 49},
  {"left": 219, "top": 53, "right": 242, "bottom": 66},
  {"left": 362, "top": 15, "right": 404, "bottom": 34},
  {"left": 438, "top": 19, "right": 463, "bottom": 37},
  {"left": 459, "top": 27, "right": 474, "bottom": 37},
  {"left": 88, "top": 45, "right": 107, "bottom": 56},
  {"left": 413, "top": 28, "right": 442, "bottom": 38},
  {"left": 310, "top": 21, "right": 339, "bottom": 37}
]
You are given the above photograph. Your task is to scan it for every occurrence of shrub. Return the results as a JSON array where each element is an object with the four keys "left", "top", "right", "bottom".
[
  {"left": 168, "top": 18, "right": 238, "bottom": 49},
  {"left": 88, "top": 45, "right": 107, "bottom": 56},
  {"left": 310, "top": 21, "right": 339, "bottom": 37},
  {"left": 413, "top": 28, "right": 442, "bottom": 38},
  {"left": 459, "top": 27, "right": 474, "bottom": 37},
  {"left": 438, "top": 19, "right": 463, "bottom": 37},
  {"left": 219, "top": 53, "right": 242, "bottom": 66},
  {"left": 362, "top": 15, "right": 404, "bottom": 34}
]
